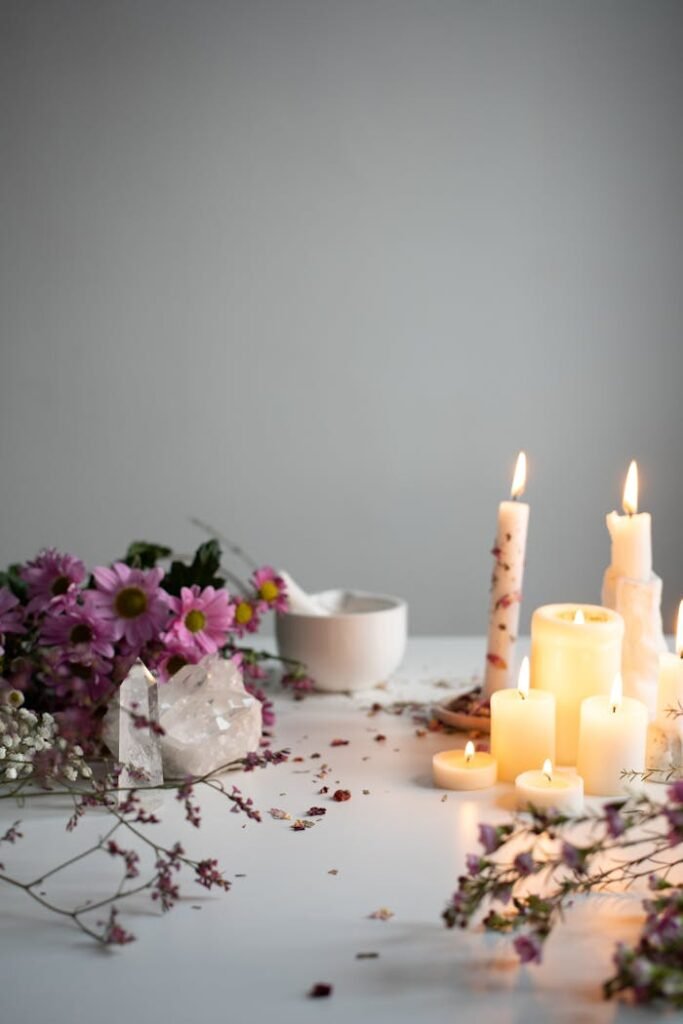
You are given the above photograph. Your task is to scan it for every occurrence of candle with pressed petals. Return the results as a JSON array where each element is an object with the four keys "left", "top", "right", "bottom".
[
  {"left": 490, "top": 657, "right": 555, "bottom": 783},
  {"left": 483, "top": 451, "right": 530, "bottom": 697},
  {"left": 432, "top": 741, "right": 497, "bottom": 790}
]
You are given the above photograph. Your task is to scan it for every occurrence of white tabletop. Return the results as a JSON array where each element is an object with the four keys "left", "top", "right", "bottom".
[{"left": 0, "top": 638, "right": 656, "bottom": 1023}]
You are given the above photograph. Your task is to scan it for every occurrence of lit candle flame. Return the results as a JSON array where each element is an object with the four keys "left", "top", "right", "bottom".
[
  {"left": 517, "top": 656, "right": 530, "bottom": 700},
  {"left": 676, "top": 600, "right": 683, "bottom": 659},
  {"left": 464, "top": 741, "right": 475, "bottom": 763},
  {"left": 610, "top": 673, "right": 623, "bottom": 713},
  {"left": 623, "top": 460, "right": 638, "bottom": 515},
  {"left": 543, "top": 759, "right": 553, "bottom": 782},
  {"left": 574, "top": 608, "right": 585, "bottom": 625},
  {"left": 511, "top": 451, "right": 527, "bottom": 499}
]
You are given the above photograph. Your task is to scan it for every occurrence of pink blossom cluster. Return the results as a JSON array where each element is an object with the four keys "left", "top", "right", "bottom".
[{"left": 0, "top": 548, "right": 288, "bottom": 737}]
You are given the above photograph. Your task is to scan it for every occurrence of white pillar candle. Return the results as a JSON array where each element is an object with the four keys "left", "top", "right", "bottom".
[
  {"left": 490, "top": 657, "right": 555, "bottom": 783},
  {"left": 432, "top": 741, "right": 497, "bottom": 791},
  {"left": 605, "top": 460, "right": 652, "bottom": 582},
  {"left": 577, "top": 675, "right": 648, "bottom": 796},
  {"left": 483, "top": 452, "right": 530, "bottom": 698},
  {"left": 515, "top": 760, "right": 584, "bottom": 814},
  {"left": 656, "top": 601, "right": 683, "bottom": 725},
  {"left": 531, "top": 603, "right": 624, "bottom": 765}
]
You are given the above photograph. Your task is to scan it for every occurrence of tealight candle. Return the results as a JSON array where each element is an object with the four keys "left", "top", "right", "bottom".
[
  {"left": 432, "top": 741, "right": 497, "bottom": 791},
  {"left": 483, "top": 451, "right": 530, "bottom": 697},
  {"left": 531, "top": 603, "right": 624, "bottom": 764},
  {"left": 605, "top": 461, "right": 652, "bottom": 582},
  {"left": 577, "top": 674, "right": 648, "bottom": 796},
  {"left": 515, "top": 759, "right": 584, "bottom": 813},
  {"left": 490, "top": 658, "right": 555, "bottom": 783}
]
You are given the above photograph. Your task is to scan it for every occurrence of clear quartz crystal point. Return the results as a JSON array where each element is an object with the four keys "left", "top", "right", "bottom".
[
  {"left": 118, "top": 661, "right": 164, "bottom": 804},
  {"left": 158, "top": 653, "right": 262, "bottom": 778}
]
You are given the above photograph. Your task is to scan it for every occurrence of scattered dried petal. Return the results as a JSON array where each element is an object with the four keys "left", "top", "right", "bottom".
[
  {"left": 291, "top": 819, "right": 316, "bottom": 831},
  {"left": 308, "top": 983, "right": 333, "bottom": 999},
  {"left": 306, "top": 806, "right": 326, "bottom": 817},
  {"left": 269, "top": 808, "right": 291, "bottom": 820},
  {"left": 368, "top": 907, "right": 394, "bottom": 921},
  {"left": 333, "top": 789, "right": 351, "bottom": 802},
  {"left": 331, "top": 739, "right": 349, "bottom": 747}
]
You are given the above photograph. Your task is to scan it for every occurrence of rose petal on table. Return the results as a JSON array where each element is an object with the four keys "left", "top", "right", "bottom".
[
  {"left": 368, "top": 907, "right": 394, "bottom": 921},
  {"left": 307, "top": 983, "right": 333, "bottom": 999}
]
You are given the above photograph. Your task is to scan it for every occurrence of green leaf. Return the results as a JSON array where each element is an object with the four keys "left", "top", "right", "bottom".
[
  {"left": 123, "top": 541, "right": 173, "bottom": 569},
  {"left": 161, "top": 539, "right": 225, "bottom": 597},
  {"left": 0, "top": 563, "right": 28, "bottom": 602}
]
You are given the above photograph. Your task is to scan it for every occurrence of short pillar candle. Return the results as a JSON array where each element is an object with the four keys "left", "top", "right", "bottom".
[
  {"left": 531, "top": 604, "right": 624, "bottom": 765},
  {"left": 577, "top": 675, "right": 648, "bottom": 796},
  {"left": 490, "top": 657, "right": 556, "bottom": 783}
]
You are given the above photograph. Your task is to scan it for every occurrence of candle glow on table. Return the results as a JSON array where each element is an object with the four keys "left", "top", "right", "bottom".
[
  {"left": 577, "top": 674, "right": 648, "bottom": 796},
  {"left": 483, "top": 451, "right": 530, "bottom": 698},
  {"left": 606, "top": 460, "right": 652, "bottom": 582},
  {"left": 490, "top": 657, "right": 555, "bottom": 783},
  {"left": 531, "top": 603, "right": 624, "bottom": 765},
  {"left": 515, "top": 759, "right": 584, "bottom": 813},
  {"left": 656, "top": 600, "right": 683, "bottom": 728},
  {"left": 432, "top": 741, "right": 497, "bottom": 791}
]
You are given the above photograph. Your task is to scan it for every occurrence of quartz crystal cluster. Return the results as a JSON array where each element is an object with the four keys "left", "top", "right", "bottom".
[{"left": 158, "top": 654, "right": 262, "bottom": 778}]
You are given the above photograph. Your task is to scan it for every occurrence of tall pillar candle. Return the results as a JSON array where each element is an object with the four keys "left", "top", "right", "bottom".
[
  {"left": 605, "top": 461, "right": 652, "bottom": 582},
  {"left": 483, "top": 451, "right": 530, "bottom": 698},
  {"left": 531, "top": 604, "right": 624, "bottom": 765},
  {"left": 601, "top": 460, "right": 666, "bottom": 713},
  {"left": 647, "top": 600, "right": 683, "bottom": 774},
  {"left": 491, "top": 657, "right": 555, "bottom": 782},
  {"left": 577, "top": 675, "right": 648, "bottom": 796}
]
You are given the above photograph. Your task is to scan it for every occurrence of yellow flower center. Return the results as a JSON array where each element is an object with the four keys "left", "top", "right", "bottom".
[
  {"left": 166, "top": 654, "right": 188, "bottom": 677},
  {"left": 235, "top": 601, "right": 253, "bottom": 625},
  {"left": 70, "top": 623, "right": 93, "bottom": 644},
  {"left": 184, "top": 609, "right": 206, "bottom": 633},
  {"left": 259, "top": 580, "right": 279, "bottom": 603},
  {"left": 51, "top": 576, "right": 70, "bottom": 596},
  {"left": 114, "top": 586, "right": 148, "bottom": 619}
]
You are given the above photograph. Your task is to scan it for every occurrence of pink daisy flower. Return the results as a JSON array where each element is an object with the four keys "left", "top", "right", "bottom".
[
  {"left": 0, "top": 586, "right": 26, "bottom": 635},
  {"left": 40, "top": 592, "right": 116, "bottom": 660},
  {"left": 229, "top": 597, "right": 262, "bottom": 638},
  {"left": 91, "top": 562, "right": 170, "bottom": 650},
  {"left": 252, "top": 566, "right": 288, "bottom": 612},
  {"left": 20, "top": 549, "right": 86, "bottom": 614},
  {"left": 164, "top": 585, "right": 234, "bottom": 657}
]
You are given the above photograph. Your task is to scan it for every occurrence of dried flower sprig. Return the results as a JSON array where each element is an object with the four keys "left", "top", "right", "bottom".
[
  {"left": 0, "top": 711, "right": 289, "bottom": 946},
  {"left": 443, "top": 785, "right": 683, "bottom": 1008}
]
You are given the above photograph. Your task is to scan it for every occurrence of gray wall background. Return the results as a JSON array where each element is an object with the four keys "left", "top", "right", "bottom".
[{"left": 1, "top": 0, "right": 682, "bottom": 634}]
